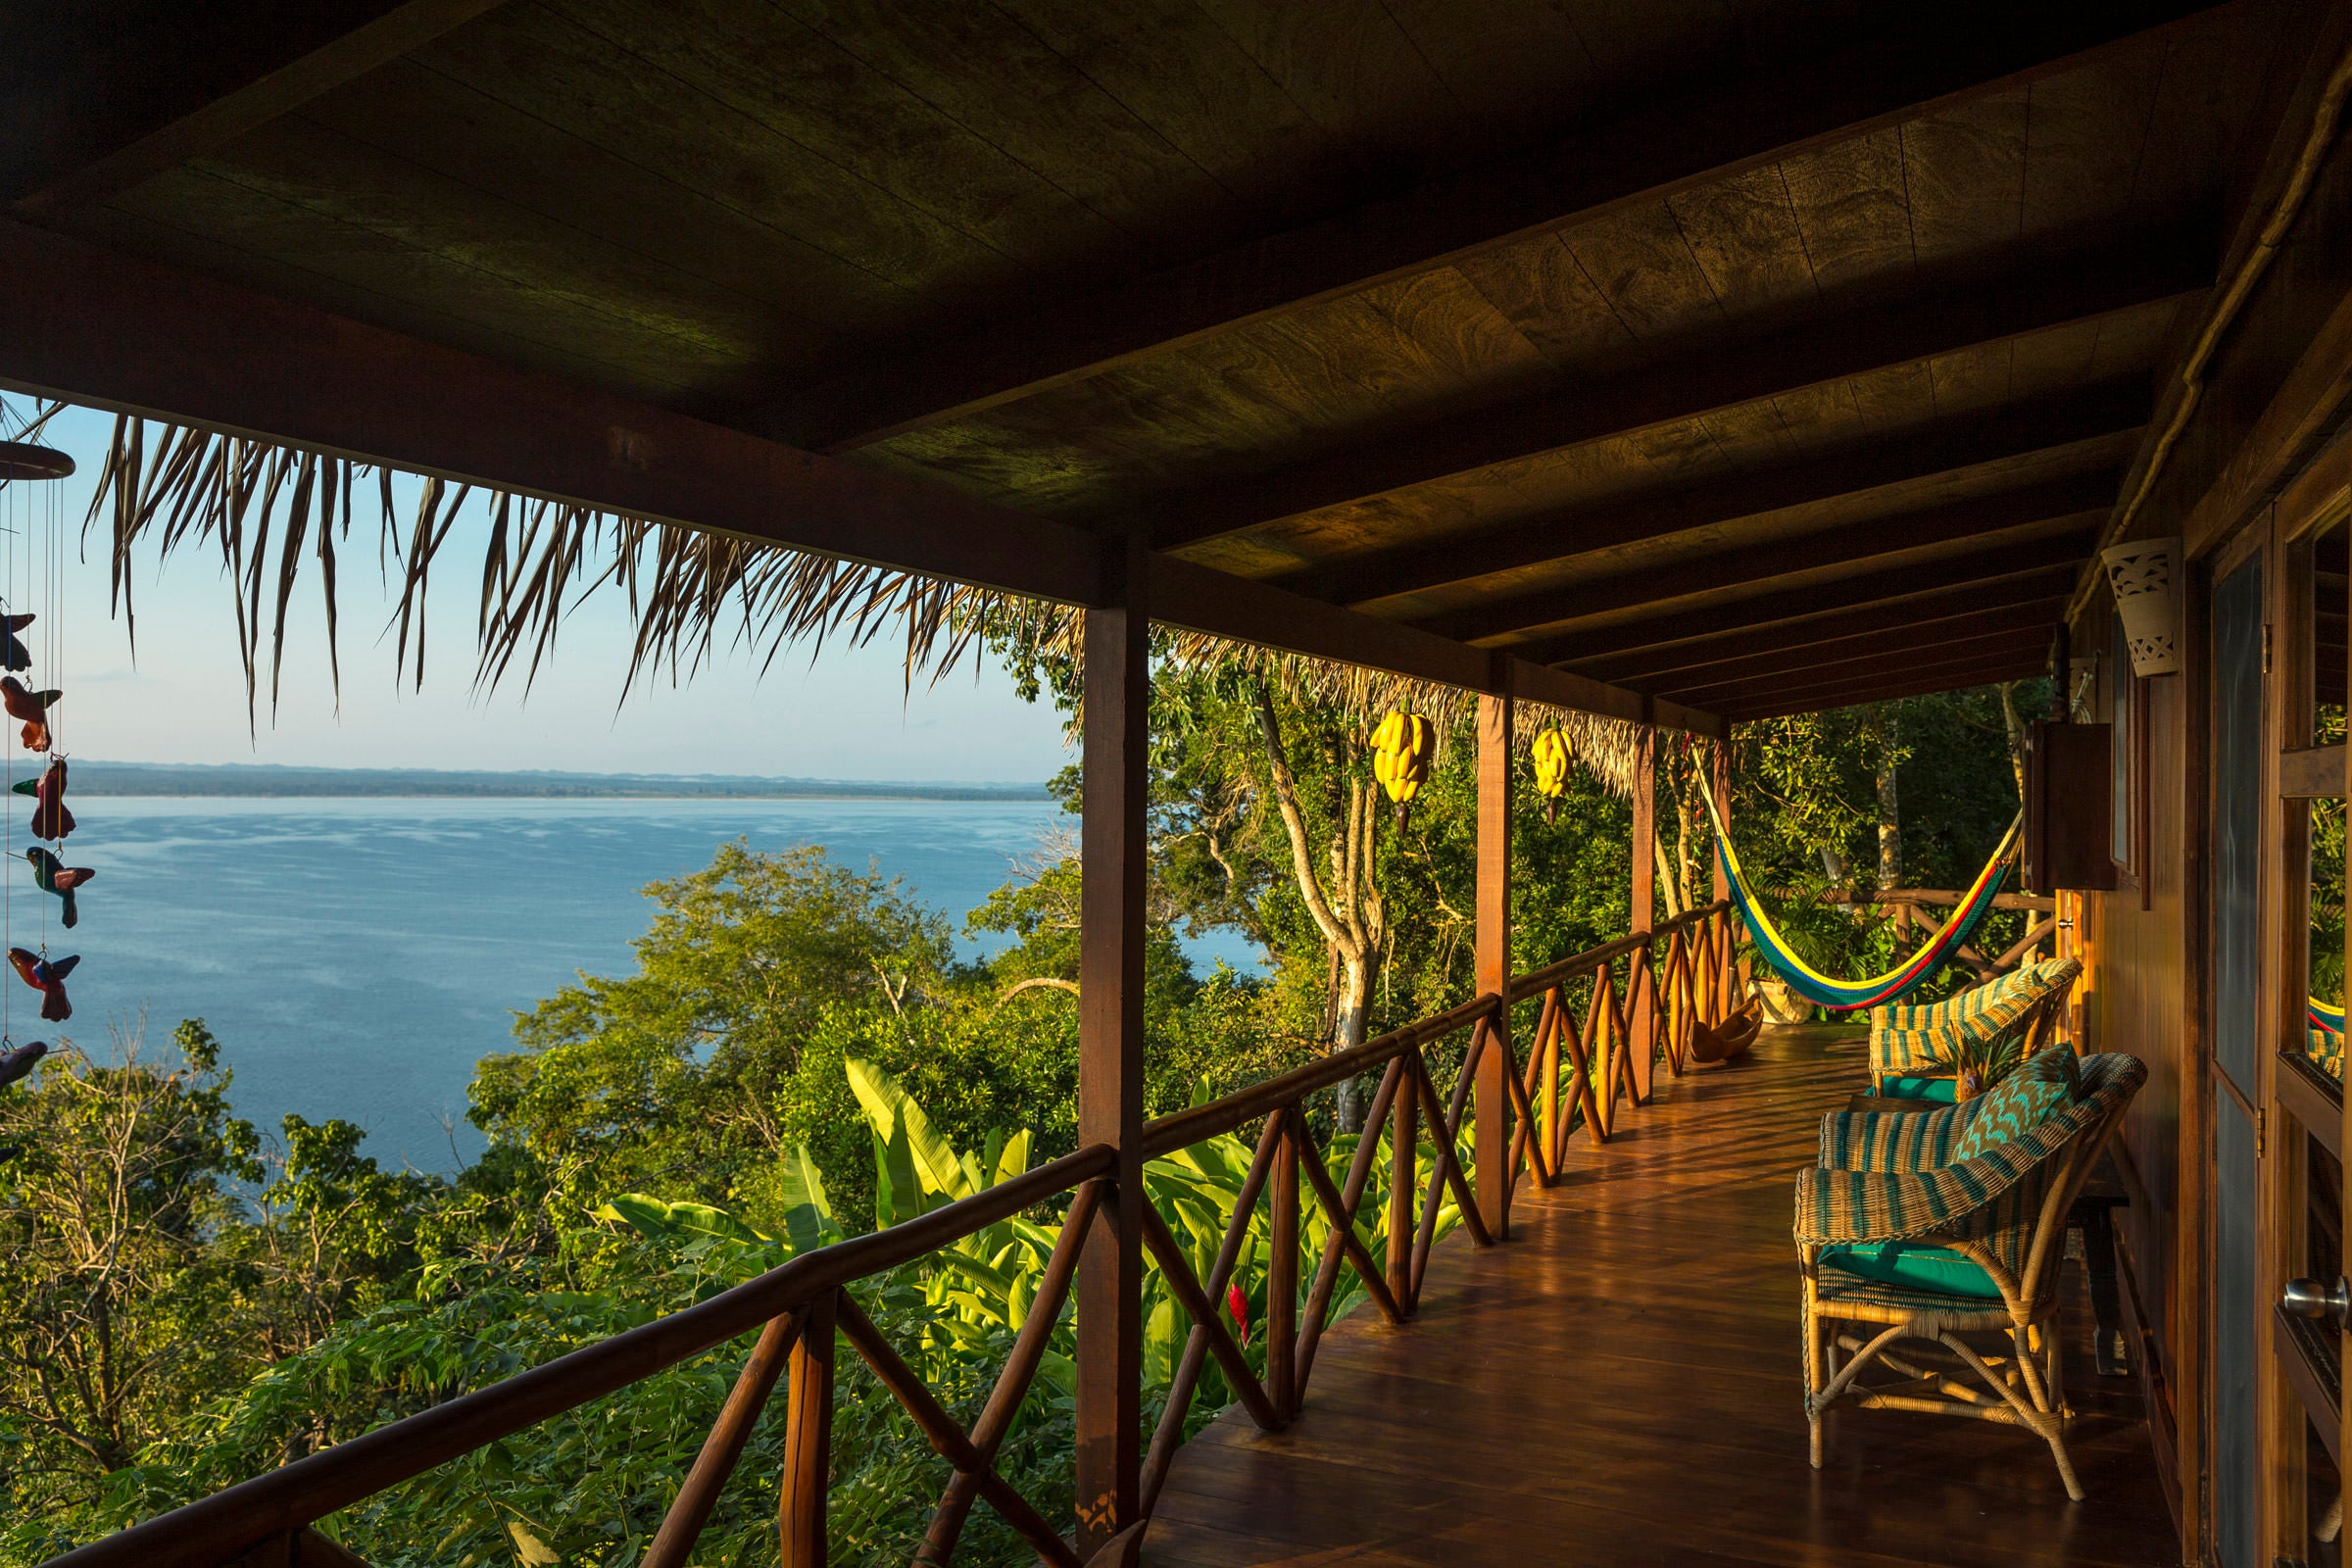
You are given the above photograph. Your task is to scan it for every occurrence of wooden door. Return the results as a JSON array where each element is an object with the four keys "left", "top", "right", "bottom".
[
  {"left": 2208, "top": 526, "right": 2268, "bottom": 1568},
  {"left": 2274, "top": 484, "right": 2352, "bottom": 1568}
]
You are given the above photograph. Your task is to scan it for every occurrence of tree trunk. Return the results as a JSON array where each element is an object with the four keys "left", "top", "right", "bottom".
[
  {"left": 1995, "top": 680, "right": 2030, "bottom": 803},
  {"left": 1674, "top": 792, "right": 1696, "bottom": 912},
  {"left": 1251, "top": 680, "right": 1382, "bottom": 1133},
  {"left": 1872, "top": 708, "right": 1901, "bottom": 890},
  {"left": 1333, "top": 949, "right": 1372, "bottom": 1131}
]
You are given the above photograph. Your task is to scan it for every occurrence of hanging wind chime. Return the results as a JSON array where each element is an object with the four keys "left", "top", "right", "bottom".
[{"left": 0, "top": 432, "right": 87, "bottom": 1067}]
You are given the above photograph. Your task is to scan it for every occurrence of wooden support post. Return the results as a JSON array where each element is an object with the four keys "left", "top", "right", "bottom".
[
  {"left": 1475, "top": 689, "right": 1513, "bottom": 1241},
  {"left": 1076, "top": 536, "right": 1148, "bottom": 1556},
  {"left": 780, "top": 1292, "right": 837, "bottom": 1568},
  {"left": 1628, "top": 728, "right": 1658, "bottom": 1102},
  {"left": 1268, "top": 1114, "right": 1299, "bottom": 1417},
  {"left": 1387, "top": 1068, "right": 1415, "bottom": 1314},
  {"left": 1710, "top": 742, "right": 1734, "bottom": 1014}
]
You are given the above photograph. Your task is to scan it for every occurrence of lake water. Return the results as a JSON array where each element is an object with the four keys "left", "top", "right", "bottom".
[{"left": 33, "top": 798, "right": 1261, "bottom": 1173}]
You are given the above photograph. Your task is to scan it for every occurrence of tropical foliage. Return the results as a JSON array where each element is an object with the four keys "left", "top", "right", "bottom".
[
  {"left": 0, "top": 659, "right": 2032, "bottom": 1564},
  {"left": 13, "top": 1054, "right": 1454, "bottom": 1567}
]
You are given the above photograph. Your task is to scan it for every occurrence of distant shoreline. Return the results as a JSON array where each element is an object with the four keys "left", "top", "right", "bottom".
[{"left": 55, "top": 761, "right": 1054, "bottom": 803}]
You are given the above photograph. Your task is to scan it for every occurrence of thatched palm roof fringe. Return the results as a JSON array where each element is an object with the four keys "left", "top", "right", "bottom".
[{"left": 70, "top": 412, "right": 1674, "bottom": 794}]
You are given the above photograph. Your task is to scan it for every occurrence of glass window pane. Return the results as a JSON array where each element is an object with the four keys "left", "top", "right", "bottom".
[{"left": 2319, "top": 793, "right": 2345, "bottom": 1086}]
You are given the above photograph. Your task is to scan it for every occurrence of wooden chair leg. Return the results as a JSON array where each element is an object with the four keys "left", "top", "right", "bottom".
[{"left": 1803, "top": 1298, "right": 1828, "bottom": 1468}]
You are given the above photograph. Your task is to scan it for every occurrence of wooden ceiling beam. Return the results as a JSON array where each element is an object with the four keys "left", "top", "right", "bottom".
[
  {"left": 1626, "top": 600, "right": 2069, "bottom": 694},
  {"left": 1279, "top": 380, "right": 2148, "bottom": 609},
  {"left": 1719, "top": 652, "right": 2051, "bottom": 719},
  {"left": 1511, "top": 534, "right": 2097, "bottom": 666},
  {"left": 1147, "top": 228, "right": 2205, "bottom": 550},
  {"left": 1566, "top": 573, "right": 2081, "bottom": 682},
  {"left": 1417, "top": 470, "right": 2118, "bottom": 642},
  {"left": 761, "top": 2, "right": 2219, "bottom": 455},
  {"left": 1661, "top": 625, "right": 2054, "bottom": 706},
  {"left": 0, "top": 217, "right": 1718, "bottom": 738},
  {"left": 2, "top": 0, "right": 510, "bottom": 215}
]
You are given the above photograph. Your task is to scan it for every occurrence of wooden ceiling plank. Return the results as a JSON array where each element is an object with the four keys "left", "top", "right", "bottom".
[
  {"left": 114, "top": 162, "right": 729, "bottom": 400},
  {"left": 1413, "top": 469, "right": 2118, "bottom": 642},
  {"left": 1451, "top": 233, "right": 1643, "bottom": 374},
  {"left": 180, "top": 113, "right": 808, "bottom": 384},
  {"left": 556, "top": 0, "right": 1130, "bottom": 273},
  {"left": 0, "top": 216, "right": 1715, "bottom": 736},
  {"left": 1658, "top": 624, "right": 2054, "bottom": 704},
  {"left": 1722, "top": 649, "right": 2050, "bottom": 714},
  {"left": 764, "top": 0, "right": 1253, "bottom": 260},
  {"left": 416, "top": 1, "right": 1016, "bottom": 304},
  {"left": 1780, "top": 124, "right": 1915, "bottom": 293},
  {"left": 2017, "top": 29, "right": 2170, "bottom": 244},
  {"left": 1510, "top": 535, "right": 2095, "bottom": 665},
  {"left": 7, "top": 0, "right": 512, "bottom": 214},
  {"left": 292, "top": 57, "right": 887, "bottom": 350},
  {"left": 1276, "top": 377, "right": 2147, "bottom": 607},
  {"left": 1899, "top": 86, "right": 2030, "bottom": 265},
  {"left": 1721, "top": 652, "right": 2050, "bottom": 718},
  {"left": 1665, "top": 164, "right": 1822, "bottom": 325},
  {"left": 762, "top": 3, "right": 2220, "bottom": 452},
  {"left": 1147, "top": 225, "right": 2208, "bottom": 549},
  {"left": 990, "top": 0, "right": 1346, "bottom": 222},
  {"left": 1571, "top": 573, "right": 2070, "bottom": 676},
  {"left": 1624, "top": 597, "right": 2069, "bottom": 691},
  {"left": 1566, "top": 568, "right": 2081, "bottom": 678}
]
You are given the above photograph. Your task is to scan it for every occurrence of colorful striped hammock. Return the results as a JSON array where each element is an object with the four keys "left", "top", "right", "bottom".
[
  {"left": 1700, "top": 787, "right": 2023, "bottom": 1011},
  {"left": 2315, "top": 997, "right": 2345, "bottom": 1036}
]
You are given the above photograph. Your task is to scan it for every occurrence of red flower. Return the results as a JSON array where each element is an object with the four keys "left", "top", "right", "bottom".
[{"left": 1226, "top": 1282, "right": 1250, "bottom": 1346}]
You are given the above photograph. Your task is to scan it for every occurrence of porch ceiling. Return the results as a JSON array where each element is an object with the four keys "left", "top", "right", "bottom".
[{"left": 0, "top": 0, "right": 2304, "bottom": 722}]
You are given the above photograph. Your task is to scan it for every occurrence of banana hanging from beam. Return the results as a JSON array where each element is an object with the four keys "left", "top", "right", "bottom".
[
  {"left": 1532, "top": 727, "right": 1573, "bottom": 824},
  {"left": 1370, "top": 710, "right": 1436, "bottom": 827}
]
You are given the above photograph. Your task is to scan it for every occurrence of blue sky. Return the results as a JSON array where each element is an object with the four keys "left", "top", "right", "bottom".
[{"left": 1, "top": 402, "right": 1071, "bottom": 780}]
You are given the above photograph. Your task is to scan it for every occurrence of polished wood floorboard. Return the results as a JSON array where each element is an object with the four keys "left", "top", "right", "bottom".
[{"left": 1142, "top": 1025, "right": 2180, "bottom": 1568}]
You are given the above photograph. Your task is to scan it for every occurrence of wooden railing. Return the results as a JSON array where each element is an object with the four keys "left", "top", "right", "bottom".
[{"left": 51, "top": 903, "right": 1742, "bottom": 1568}]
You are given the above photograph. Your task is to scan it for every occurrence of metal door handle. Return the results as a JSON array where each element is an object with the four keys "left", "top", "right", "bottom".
[{"left": 2281, "top": 1276, "right": 2352, "bottom": 1328}]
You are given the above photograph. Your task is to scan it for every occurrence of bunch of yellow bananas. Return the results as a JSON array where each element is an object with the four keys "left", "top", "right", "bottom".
[
  {"left": 1532, "top": 727, "right": 1573, "bottom": 823},
  {"left": 1370, "top": 710, "right": 1436, "bottom": 823}
]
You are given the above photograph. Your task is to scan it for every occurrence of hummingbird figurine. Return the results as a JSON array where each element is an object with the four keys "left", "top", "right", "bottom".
[
  {"left": 0, "top": 678, "right": 58, "bottom": 753},
  {"left": 0, "top": 1038, "right": 44, "bottom": 1090},
  {"left": 24, "top": 848, "right": 91, "bottom": 928},
  {"left": 8, "top": 950, "right": 75, "bottom": 1022},
  {"left": 13, "top": 759, "right": 72, "bottom": 842},
  {"left": 0, "top": 613, "right": 32, "bottom": 673}
]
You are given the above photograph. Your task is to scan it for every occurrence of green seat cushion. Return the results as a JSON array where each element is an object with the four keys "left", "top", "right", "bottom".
[
  {"left": 1819, "top": 1241, "right": 2003, "bottom": 1299},
  {"left": 1950, "top": 1067, "right": 2068, "bottom": 1162},
  {"left": 1880, "top": 1075, "right": 1958, "bottom": 1102}
]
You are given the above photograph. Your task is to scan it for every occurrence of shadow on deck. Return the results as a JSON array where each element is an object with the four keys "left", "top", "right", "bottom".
[{"left": 1142, "top": 1024, "right": 2177, "bottom": 1568}]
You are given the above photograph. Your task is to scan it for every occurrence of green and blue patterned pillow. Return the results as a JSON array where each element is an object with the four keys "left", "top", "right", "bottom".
[{"left": 1951, "top": 1060, "right": 2070, "bottom": 1162}]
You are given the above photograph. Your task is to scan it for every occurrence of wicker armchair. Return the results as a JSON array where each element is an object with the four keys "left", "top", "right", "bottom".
[
  {"left": 1866, "top": 956, "right": 2082, "bottom": 1097},
  {"left": 1795, "top": 1050, "right": 2146, "bottom": 1499}
]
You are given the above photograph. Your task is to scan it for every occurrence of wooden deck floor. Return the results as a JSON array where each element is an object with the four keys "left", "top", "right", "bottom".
[{"left": 1142, "top": 1024, "right": 2180, "bottom": 1568}]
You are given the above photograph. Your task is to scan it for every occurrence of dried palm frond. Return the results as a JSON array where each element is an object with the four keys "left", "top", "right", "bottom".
[{"left": 77, "top": 412, "right": 1673, "bottom": 793}]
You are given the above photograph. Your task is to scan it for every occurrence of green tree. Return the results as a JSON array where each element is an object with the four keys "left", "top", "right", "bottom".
[
  {"left": 0, "top": 1019, "right": 262, "bottom": 1514},
  {"left": 468, "top": 841, "right": 956, "bottom": 1210}
]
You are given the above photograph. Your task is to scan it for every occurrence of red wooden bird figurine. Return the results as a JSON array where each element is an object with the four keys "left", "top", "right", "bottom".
[
  {"left": 0, "top": 678, "right": 58, "bottom": 753},
  {"left": 13, "top": 760, "right": 71, "bottom": 842},
  {"left": 24, "top": 848, "right": 90, "bottom": 928},
  {"left": 0, "top": 613, "right": 31, "bottom": 673},
  {"left": 8, "top": 950, "right": 74, "bottom": 1022}
]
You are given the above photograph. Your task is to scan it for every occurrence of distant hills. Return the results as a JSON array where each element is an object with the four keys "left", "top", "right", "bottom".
[{"left": 66, "top": 761, "right": 1054, "bottom": 802}]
